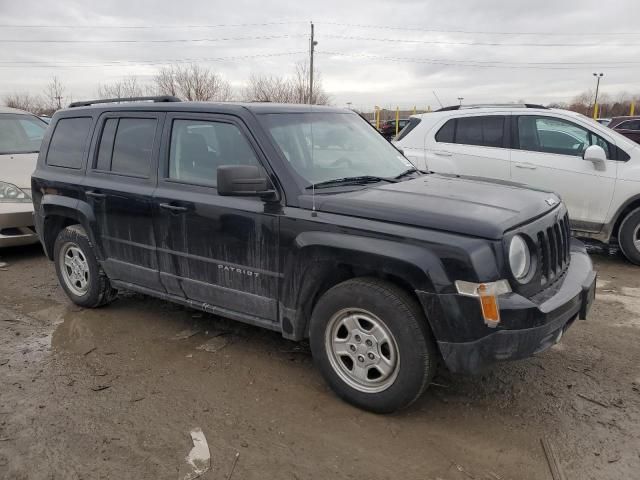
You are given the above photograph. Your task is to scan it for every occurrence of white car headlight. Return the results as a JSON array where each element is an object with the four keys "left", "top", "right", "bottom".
[
  {"left": 509, "top": 235, "right": 531, "bottom": 281},
  {"left": 0, "top": 181, "right": 31, "bottom": 203}
]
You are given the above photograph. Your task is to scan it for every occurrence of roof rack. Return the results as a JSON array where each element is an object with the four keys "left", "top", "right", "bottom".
[
  {"left": 436, "top": 103, "right": 548, "bottom": 112},
  {"left": 68, "top": 96, "right": 181, "bottom": 108}
]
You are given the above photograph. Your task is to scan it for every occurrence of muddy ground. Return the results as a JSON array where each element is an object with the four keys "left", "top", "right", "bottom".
[{"left": 0, "top": 243, "right": 638, "bottom": 480}]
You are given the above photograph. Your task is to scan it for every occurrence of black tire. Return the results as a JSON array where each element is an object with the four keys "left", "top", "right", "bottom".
[
  {"left": 53, "top": 225, "right": 117, "bottom": 308},
  {"left": 618, "top": 208, "right": 640, "bottom": 265},
  {"left": 309, "top": 277, "right": 437, "bottom": 413}
]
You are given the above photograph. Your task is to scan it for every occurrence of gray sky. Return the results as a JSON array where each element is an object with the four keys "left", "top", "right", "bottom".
[{"left": 0, "top": 0, "right": 638, "bottom": 110}]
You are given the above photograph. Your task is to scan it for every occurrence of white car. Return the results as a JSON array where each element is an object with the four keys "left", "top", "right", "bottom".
[
  {"left": 394, "top": 104, "right": 640, "bottom": 264},
  {"left": 0, "top": 106, "right": 48, "bottom": 247}
]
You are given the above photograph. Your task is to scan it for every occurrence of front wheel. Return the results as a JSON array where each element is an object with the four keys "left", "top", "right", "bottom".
[
  {"left": 309, "top": 277, "right": 437, "bottom": 413},
  {"left": 618, "top": 208, "right": 640, "bottom": 265}
]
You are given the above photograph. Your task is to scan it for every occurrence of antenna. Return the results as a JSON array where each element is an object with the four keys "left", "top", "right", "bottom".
[
  {"left": 310, "top": 102, "right": 317, "bottom": 217},
  {"left": 432, "top": 90, "right": 444, "bottom": 108}
]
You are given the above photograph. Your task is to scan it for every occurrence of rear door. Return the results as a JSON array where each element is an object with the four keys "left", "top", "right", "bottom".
[
  {"left": 84, "top": 112, "right": 164, "bottom": 290},
  {"left": 426, "top": 114, "right": 511, "bottom": 180},
  {"left": 510, "top": 114, "right": 617, "bottom": 230},
  {"left": 613, "top": 119, "right": 640, "bottom": 144},
  {"left": 152, "top": 113, "right": 280, "bottom": 323}
]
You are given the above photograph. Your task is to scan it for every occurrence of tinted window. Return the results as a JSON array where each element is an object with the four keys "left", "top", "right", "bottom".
[
  {"left": 395, "top": 117, "right": 422, "bottom": 141},
  {"left": 95, "top": 118, "right": 118, "bottom": 171},
  {"left": 169, "top": 119, "right": 259, "bottom": 187},
  {"left": 435, "top": 119, "right": 455, "bottom": 143},
  {"left": 617, "top": 120, "right": 640, "bottom": 131},
  {"left": 455, "top": 116, "right": 505, "bottom": 147},
  {"left": 110, "top": 118, "right": 157, "bottom": 177},
  {"left": 46, "top": 117, "right": 92, "bottom": 169},
  {"left": 518, "top": 116, "right": 611, "bottom": 158}
]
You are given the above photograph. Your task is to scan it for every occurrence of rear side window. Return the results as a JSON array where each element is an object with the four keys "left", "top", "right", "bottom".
[
  {"left": 46, "top": 117, "right": 92, "bottom": 169},
  {"left": 95, "top": 118, "right": 157, "bottom": 177},
  {"left": 395, "top": 117, "right": 422, "bottom": 141},
  {"left": 435, "top": 119, "right": 455, "bottom": 143},
  {"left": 435, "top": 116, "right": 506, "bottom": 148}
]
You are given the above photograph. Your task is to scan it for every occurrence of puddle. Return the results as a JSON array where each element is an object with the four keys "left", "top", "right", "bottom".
[{"left": 595, "top": 286, "right": 640, "bottom": 328}]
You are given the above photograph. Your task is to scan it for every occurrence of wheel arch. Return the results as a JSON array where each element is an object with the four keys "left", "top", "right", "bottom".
[
  {"left": 39, "top": 195, "right": 96, "bottom": 260},
  {"left": 610, "top": 194, "right": 640, "bottom": 241}
]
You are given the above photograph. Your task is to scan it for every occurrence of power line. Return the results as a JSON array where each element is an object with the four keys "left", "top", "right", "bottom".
[
  {"left": 322, "top": 34, "right": 640, "bottom": 47},
  {"left": 0, "top": 34, "right": 306, "bottom": 44},
  {"left": 318, "top": 21, "right": 640, "bottom": 36},
  {"left": 0, "top": 21, "right": 306, "bottom": 29},
  {"left": 0, "top": 51, "right": 307, "bottom": 68},
  {"left": 317, "top": 51, "right": 640, "bottom": 70}
]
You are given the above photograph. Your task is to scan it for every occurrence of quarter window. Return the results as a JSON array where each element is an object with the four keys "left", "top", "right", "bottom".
[
  {"left": 46, "top": 117, "right": 92, "bottom": 169},
  {"left": 435, "top": 116, "right": 505, "bottom": 147},
  {"left": 616, "top": 120, "right": 640, "bottom": 131},
  {"left": 95, "top": 117, "right": 157, "bottom": 177},
  {"left": 168, "top": 119, "right": 259, "bottom": 187}
]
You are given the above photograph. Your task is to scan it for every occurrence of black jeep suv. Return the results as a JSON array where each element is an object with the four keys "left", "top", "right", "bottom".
[{"left": 32, "top": 97, "right": 596, "bottom": 413}]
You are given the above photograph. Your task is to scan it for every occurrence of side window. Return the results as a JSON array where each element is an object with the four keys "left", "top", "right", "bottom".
[
  {"left": 435, "top": 119, "right": 455, "bottom": 143},
  {"left": 168, "top": 119, "right": 260, "bottom": 187},
  {"left": 518, "top": 116, "right": 612, "bottom": 159},
  {"left": 95, "top": 117, "right": 157, "bottom": 177},
  {"left": 617, "top": 120, "right": 640, "bottom": 131},
  {"left": 46, "top": 117, "right": 92, "bottom": 169},
  {"left": 455, "top": 116, "right": 505, "bottom": 148}
]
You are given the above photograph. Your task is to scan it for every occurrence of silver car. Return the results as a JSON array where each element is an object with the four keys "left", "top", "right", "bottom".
[{"left": 0, "top": 106, "right": 48, "bottom": 247}]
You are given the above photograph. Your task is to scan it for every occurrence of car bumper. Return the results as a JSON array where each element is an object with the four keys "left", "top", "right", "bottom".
[
  {"left": 0, "top": 202, "right": 38, "bottom": 248},
  {"left": 419, "top": 240, "right": 596, "bottom": 374}
]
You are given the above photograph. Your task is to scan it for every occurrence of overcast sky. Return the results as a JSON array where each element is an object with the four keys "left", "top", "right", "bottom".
[{"left": 0, "top": 0, "right": 638, "bottom": 110}]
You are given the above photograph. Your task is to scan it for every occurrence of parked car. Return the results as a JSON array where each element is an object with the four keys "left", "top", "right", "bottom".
[
  {"left": 32, "top": 97, "right": 596, "bottom": 413},
  {"left": 608, "top": 116, "right": 640, "bottom": 144},
  {"left": 394, "top": 104, "right": 640, "bottom": 264},
  {"left": 0, "top": 106, "right": 48, "bottom": 247},
  {"left": 596, "top": 118, "right": 611, "bottom": 126},
  {"left": 379, "top": 118, "right": 409, "bottom": 140}
]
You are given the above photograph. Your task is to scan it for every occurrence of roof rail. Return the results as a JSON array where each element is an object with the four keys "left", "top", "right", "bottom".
[
  {"left": 436, "top": 103, "right": 549, "bottom": 112},
  {"left": 68, "top": 96, "right": 182, "bottom": 108}
]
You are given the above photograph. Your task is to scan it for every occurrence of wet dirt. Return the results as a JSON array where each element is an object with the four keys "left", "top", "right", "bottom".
[{"left": 0, "top": 243, "right": 639, "bottom": 479}]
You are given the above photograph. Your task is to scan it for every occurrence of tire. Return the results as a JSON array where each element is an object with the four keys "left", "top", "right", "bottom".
[
  {"left": 53, "top": 225, "right": 117, "bottom": 308},
  {"left": 309, "top": 277, "right": 437, "bottom": 413},
  {"left": 618, "top": 208, "right": 640, "bottom": 265}
]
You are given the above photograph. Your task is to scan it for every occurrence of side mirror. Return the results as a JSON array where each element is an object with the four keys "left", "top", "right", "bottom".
[
  {"left": 583, "top": 145, "right": 606, "bottom": 169},
  {"left": 217, "top": 165, "right": 274, "bottom": 197}
]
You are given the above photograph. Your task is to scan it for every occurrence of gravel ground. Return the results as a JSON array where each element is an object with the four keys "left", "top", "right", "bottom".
[{"left": 0, "top": 243, "right": 638, "bottom": 480}]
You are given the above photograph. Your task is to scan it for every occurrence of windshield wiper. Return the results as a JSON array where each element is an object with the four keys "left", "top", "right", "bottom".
[
  {"left": 306, "top": 175, "right": 398, "bottom": 190},
  {"left": 394, "top": 168, "right": 420, "bottom": 179}
]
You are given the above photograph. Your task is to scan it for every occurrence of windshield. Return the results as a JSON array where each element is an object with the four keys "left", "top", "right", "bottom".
[
  {"left": 259, "top": 112, "right": 416, "bottom": 187},
  {"left": 0, "top": 113, "right": 47, "bottom": 155}
]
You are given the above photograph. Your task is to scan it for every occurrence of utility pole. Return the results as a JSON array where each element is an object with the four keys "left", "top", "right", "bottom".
[
  {"left": 592, "top": 72, "right": 603, "bottom": 119},
  {"left": 55, "top": 95, "right": 62, "bottom": 110},
  {"left": 457, "top": 97, "right": 464, "bottom": 106},
  {"left": 309, "top": 22, "right": 317, "bottom": 105}
]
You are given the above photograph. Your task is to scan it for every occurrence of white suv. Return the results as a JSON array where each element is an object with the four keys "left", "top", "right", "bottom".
[{"left": 394, "top": 104, "right": 640, "bottom": 264}]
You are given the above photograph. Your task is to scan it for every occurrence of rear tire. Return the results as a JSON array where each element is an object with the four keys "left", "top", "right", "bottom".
[
  {"left": 53, "top": 225, "right": 117, "bottom": 308},
  {"left": 309, "top": 277, "right": 437, "bottom": 413},
  {"left": 618, "top": 208, "right": 640, "bottom": 265}
]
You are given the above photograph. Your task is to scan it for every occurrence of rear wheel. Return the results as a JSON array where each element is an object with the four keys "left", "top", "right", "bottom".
[
  {"left": 309, "top": 277, "right": 437, "bottom": 413},
  {"left": 54, "top": 225, "right": 117, "bottom": 307},
  {"left": 618, "top": 208, "right": 640, "bottom": 265}
]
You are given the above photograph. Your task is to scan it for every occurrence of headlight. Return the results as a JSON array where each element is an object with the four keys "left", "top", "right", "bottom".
[
  {"left": 509, "top": 235, "right": 531, "bottom": 281},
  {"left": 0, "top": 181, "right": 31, "bottom": 203}
]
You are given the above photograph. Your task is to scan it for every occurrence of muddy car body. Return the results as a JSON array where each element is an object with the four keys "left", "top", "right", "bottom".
[{"left": 32, "top": 98, "right": 596, "bottom": 412}]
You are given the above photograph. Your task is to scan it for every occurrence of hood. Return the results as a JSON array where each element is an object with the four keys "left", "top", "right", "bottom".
[
  {"left": 302, "top": 174, "right": 560, "bottom": 240},
  {"left": 0, "top": 153, "right": 38, "bottom": 189}
]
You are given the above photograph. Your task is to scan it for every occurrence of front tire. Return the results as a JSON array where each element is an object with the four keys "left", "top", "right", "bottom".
[
  {"left": 309, "top": 277, "right": 437, "bottom": 413},
  {"left": 53, "top": 225, "right": 117, "bottom": 308},
  {"left": 618, "top": 208, "right": 640, "bottom": 265}
]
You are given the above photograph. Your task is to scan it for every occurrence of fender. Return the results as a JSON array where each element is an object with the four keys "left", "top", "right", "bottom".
[
  {"left": 38, "top": 195, "right": 99, "bottom": 259},
  {"left": 280, "top": 231, "right": 452, "bottom": 340},
  {"left": 603, "top": 192, "right": 640, "bottom": 242}
]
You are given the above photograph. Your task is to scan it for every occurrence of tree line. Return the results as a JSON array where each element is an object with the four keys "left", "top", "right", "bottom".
[{"left": 3, "top": 61, "right": 330, "bottom": 116}]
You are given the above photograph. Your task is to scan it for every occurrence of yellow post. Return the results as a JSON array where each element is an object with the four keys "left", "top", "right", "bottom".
[
  {"left": 631, "top": 101, "right": 636, "bottom": 116},
  {"left": 593, "top": 103, "right": 598, "bottom": 120},
  {"left": 395, "top": 107, "right": 400, "bottom": 136},
  {"left": 413, "top": 105, "right": 417, "bottom": 115},
  {"left": 375, "top": 106, "right": 380, "bottom": 130}
]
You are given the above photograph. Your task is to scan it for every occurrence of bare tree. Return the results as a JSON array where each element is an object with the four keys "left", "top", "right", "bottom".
[
  {"left": 292, "top": 61, "right": 330, "bottom": 105},
  {"left": 154, "top": 64, "right": 233, "bottom": 101},
  {"left": 3, "top": 93, "right": 46, "bottom": 115},
  {"left": 97, "top": 76, "right": 149, "bottom": 99},
  {"left": 42, "top": 76, "right": 66, "bottom": 114}
]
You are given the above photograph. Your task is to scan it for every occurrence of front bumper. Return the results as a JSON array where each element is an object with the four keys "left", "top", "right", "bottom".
[
  {"left": 0, "top": 202, "right": 38, "bottom": 248},
  {"left": 419, "top": 240, "right": 596, "bottom": 374}
]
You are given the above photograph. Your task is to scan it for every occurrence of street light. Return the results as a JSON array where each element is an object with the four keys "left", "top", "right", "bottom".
[
  {"left": 458, "top": 97, "right": 464, "bottom": 106},
  {"left": 592, "top": 73, "right": 604, "bottom": 118}
]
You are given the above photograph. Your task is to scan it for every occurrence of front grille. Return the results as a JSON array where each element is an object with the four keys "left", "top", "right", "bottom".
[{"left": 537, "top": 213, "right": 571, "bottom": 285}]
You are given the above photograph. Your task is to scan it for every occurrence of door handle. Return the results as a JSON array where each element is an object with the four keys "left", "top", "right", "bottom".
[
  {"left": 159, "top": 203, "right": 188, "bottom": 213},
  {"left": 434, "top": 151, "right": 453, "bottom": 157},
  {"left": 86, "top": 191, "right": 106, "bottom": 199},
  {"left": 515, "top": 163, "right": 537, "bottom": 170}
]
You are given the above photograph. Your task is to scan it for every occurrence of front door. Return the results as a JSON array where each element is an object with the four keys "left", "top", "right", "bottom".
[
  {"left": 152, "top": 113, "right": 280, "bottom": 323},
  {"left": 510, "top": 114, "right": 617, "bottom": 230},
  {"left": 84, "top": 112, "right": 164, "bottom": 290}
]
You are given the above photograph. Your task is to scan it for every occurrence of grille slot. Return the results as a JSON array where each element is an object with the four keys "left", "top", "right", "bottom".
[{"left": 537, "top": 213, "right": 570, "bottom": 285}]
